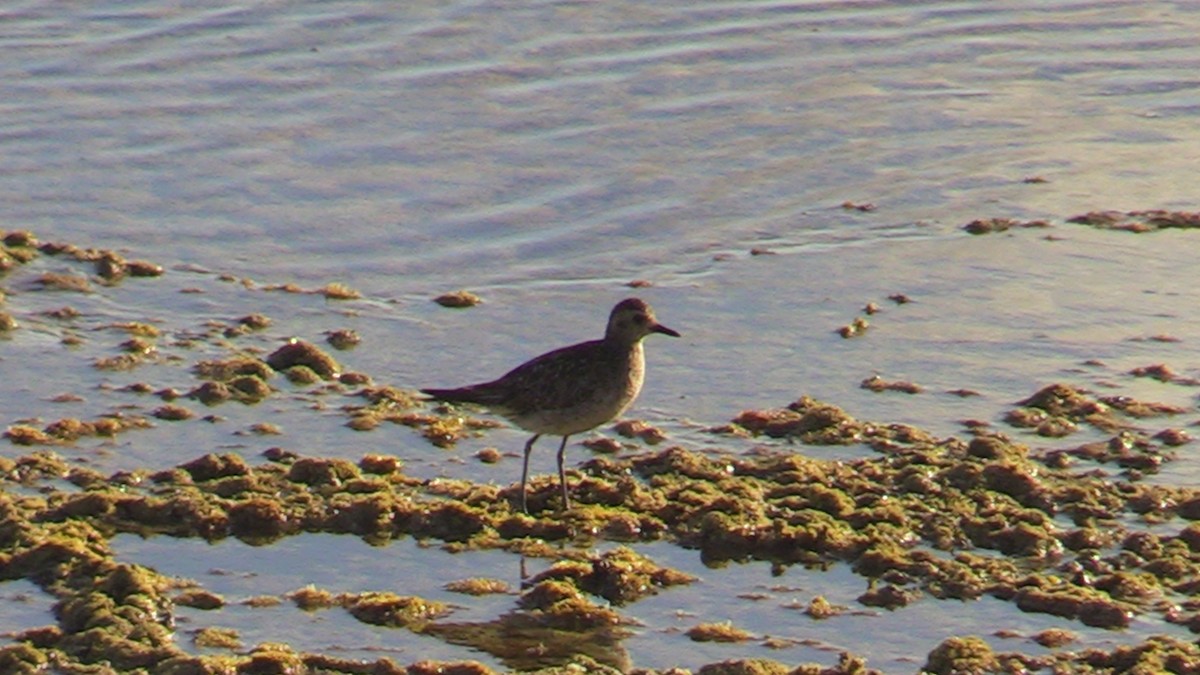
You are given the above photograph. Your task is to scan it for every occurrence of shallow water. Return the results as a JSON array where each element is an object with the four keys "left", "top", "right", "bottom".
[
  {"left": 6, "top": 0, "right": 1200, "bottom": 288},
  {"left": 3, "top": 0, "right": 1200, "bottom": 672}
]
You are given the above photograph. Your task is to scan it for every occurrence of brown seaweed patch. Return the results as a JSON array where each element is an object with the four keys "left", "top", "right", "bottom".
[
  {"left": 1127, "top": 363, "right": 1200, "bottom": 384},
  {"left": 34, "top": 272, "right": 92, "bottom": 293},
  {"left": 516, "top": 580, "right": 624, "bottom": 631},
  {"left": 343, "top": 384, "right": 422, "bottom": 425},
  {"left": 187, "top": 376, "right": 271, "bottom": 405},
  {"left": 1068, "top": 209, "right": 1200, "bottom": 232},
  {"left": 1155, "top": 428, "right": 1192, "bottom": 446},
  {"left": 192, "top": 626, "right": 241, "bottom": 649},
  {"left": 860, "top": 375, "right": 923, "bottom": 394},
  {"left": 94, "top": 353, "right": 147, "bottom": 371},
  {"left": 318, "top": 282, "right": 361, "bottom": 300},
  {"left": 152, "top": 404, "right": 193, "bottom": 421},
  {"left": 193, "top": 357, "right": 274, "bottom": 382},
  {"left": 686, "top": 621, "right": 755, "bottom": 643},
  {"left": 398, "top": 410, "right": 502, "bottom": 448},
  {"left": 434, "top": 290, "right": 482, "bottom": 308},
  {"left": 231, "top": 376, "right": 273, "bottom": 402},
  {"left": 287, "top": 585, "right": 339, "bottom": 611},
  {"left": 5, "top": 424, "right": 56, "bottom": 445},
  {"left": 923, "top": 636, "right": 999, "bottom": 674},
  {"left": 729, "top": 396, "right": 864, "bottom": 443},
  {"left": 175, "top": 589, "right": 225, "bottom": 610},
  {"left": 325, "top": 328, "right": 361, "bottom": 350},
  {"left": 227, "top": 498, "right": 293, "bottom": 543},
  {"left": 1007, "top": 383, "right": 1124, "bottom": 435},
  {"left": 342, "top": 592, "right": 447, "bottom": 629},
  {"left": 5, "top": 415, "right": 152, "bottom": 445},
  {"left": 286, "top": 457, "right": 361, "bottom": 487},
  {"left": 1032, "top": 627, "right": 1077, "bottom": 648},
  {"left": 1100, "top": 395, "right": 1189, "bottom": 417},
  {"left": 282, "top": 365, "right": 321, "bottom": 384},
  {"left": 180, "top": 453, "right": 251, "bottom": 481},
  {"left": 803, "top": 595, "right": 847, "bottom": 619},
  {"left": 612, "top": 419, "right": 667, "bottom": 444},
  {"left": 474, "top": 447, "right": 503, "bottom": 463},
  {"left": 406, "top": 661, "right": 497, "bottom": 675},
  {"left": 444, "top": 578, "right": 511, "bottom": 596},
  {"left": 237, "top": 313, "right": 272, "bottom": 330},
  {"left": 4, "top": 230, "right": 38, "bottom": 247},
  {"left": 582, "top": 437, "right": 624, "bottom": 454},
  {"left": 527, "top": 546, "right": 695, "bottom": 606},
  {"left": 962, "top": 218, "right": 1051, "bottom": 235},
  {"left": 266, "top": 339, "right": 341, "bottom": 380},
  {"left": 858, "top": 583, "right": 921, "bottom": 609},
  {"left": 188, "top": 381, "right": 234, "bottom": 405},
  {"left": 697, "top": 659, "right": 798, "bottom": 675},
  {"left": 359, "top": 453, "right": 403, "bottom": 475},
  {"left": 836, "top": 316, "right": 869, "bottom": 338}
]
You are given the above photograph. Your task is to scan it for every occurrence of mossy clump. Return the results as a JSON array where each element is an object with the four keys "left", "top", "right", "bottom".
[
  {"left": 342, "top": 592, "right": 447, "bottom": 629},
  {"left": 1068, "top": 209, "right": 1200, "bottom": 232},
  {"left": 434, "top": 290, "right": 481, "bottom": 308},
  {"left": 612, "top": 419, "right": 667, "bottom": 444},
  {"left": 686, "top": 621, "right": 755, "bottom": 643},
  {"left": 283, "top": 365, "right": 322, "bottom": 385},
  {"left": 696, "top": 659, "right": 793, "bottom": 675},
  {"left": 318, "top": 282, "right": 361, "bottom": 300},
  {"left": 5, "top": 425, "right": 56, "bottom": 445},
  {"left": 325, "top": 329, "right": 360, "bottom": 349},
  {"left": 35, "top": 272, "right": 91, "bottom": 293},
  {"left": 406, "top": 660, "right": 498, "bottom": 675},
  {"left": 287, "top": 585, "right": 339, "bottom": 611},
  {"left": 266, "top": 340, "right": 341, "bottom": 380},
  {"left": 180, "top": 453, "right": 251, "bottom": 482},
  {"left": 729, "top": 396, "right": 865, "bottom": 444},
  {"left": 444, "top": 578, "right": 511, "bottom": 596},
  {"left": 399, "top": 412, "right": 478, "bottom": 448},
  {"left": 1032, "top": 628, "right": 1077, "bottom": 648},
  {"left": 804, "top": 595, "right": 842, "bottom": 619},
  {"left": 227, "top": 498, "right": 292, "bottom": 542},
  {"left": 962, "top": 218, "right": 1050, "bottom": 235},
  {"left": 1005, "top": 383, "right": 1149, "bottom": 436},
  {"left": 286, "top": 457, "right": 361, "bottom": 487},
  {"left": 923, "top": 636, "right": 999, "bottom": 674},
  {"left": 238, "top": 313, "right": 272, "bottom": 330},
  {"left": 192, "top": 627, "right": 241, "bottom": 649},
  {"left": 193, "top": 357, "right": 273, "bottom": 382},
  {"left": 7, "top": 415, "right": 153, "bottom": 445},
  {"left": 152, "top": 405, "right": 193, "bottom": 421},
  {"left": 174, "top": 589, "right": 225, "bottom": 610},
  {"left": 528, "top": 546, "right": 695, "bottom": 606},
  {"left": 516, "top": 580, "right": 623, "bottom": 631}
]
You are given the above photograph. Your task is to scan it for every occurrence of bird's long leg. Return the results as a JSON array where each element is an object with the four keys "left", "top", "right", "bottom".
[
  {"left": 556, "top": 435, "right": 571, "bottom": 510},
  {"left": 521, "top": 434, "right": 540, "bottom": 514}
]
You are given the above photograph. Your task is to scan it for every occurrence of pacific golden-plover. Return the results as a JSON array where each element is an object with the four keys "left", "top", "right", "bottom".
[{"left": 422, "top": 298, "right": 680, "bottom": 513}]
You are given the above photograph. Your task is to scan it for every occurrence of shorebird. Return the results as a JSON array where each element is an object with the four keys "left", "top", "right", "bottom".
[{"left": 422, "top": 298, "right": 680, "bottom": 513}]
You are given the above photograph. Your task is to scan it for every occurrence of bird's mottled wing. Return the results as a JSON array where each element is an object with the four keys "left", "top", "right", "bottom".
[{"left": 490, "top": 339, "right": 621, "bottom": 417}]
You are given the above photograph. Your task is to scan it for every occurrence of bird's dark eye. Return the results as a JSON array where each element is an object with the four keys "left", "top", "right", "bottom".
[{"left": 633, "top": 314, "right": 648, "bottom": 324}]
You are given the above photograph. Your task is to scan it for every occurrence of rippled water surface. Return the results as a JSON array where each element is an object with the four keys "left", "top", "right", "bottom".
[
  {"left": 7, "top": 0, "right": 1200, "bottom": 287},
  {"left": 4, "top": 1, "right": 1200, "bottom": 672}
]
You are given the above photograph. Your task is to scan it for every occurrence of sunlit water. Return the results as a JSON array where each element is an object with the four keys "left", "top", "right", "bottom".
[{"left": 3, "top": 1, "right": 1200, "bottom": 671}]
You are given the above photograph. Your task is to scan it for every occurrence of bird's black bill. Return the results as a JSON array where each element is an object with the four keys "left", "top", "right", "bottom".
[{"left": 653, "top": 323, "right": 681, "bottom": 338}]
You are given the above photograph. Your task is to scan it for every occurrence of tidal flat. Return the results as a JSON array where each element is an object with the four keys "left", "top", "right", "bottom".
[{"left": 2, "top": 220, "right": 1200, "bottom": 674}]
